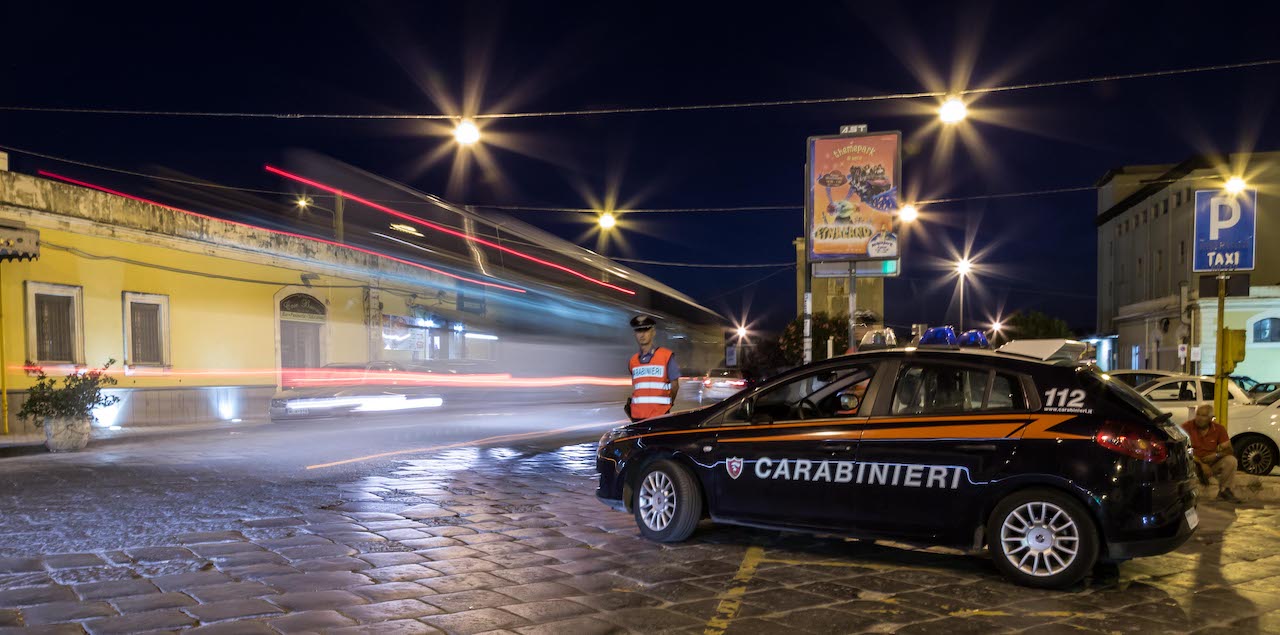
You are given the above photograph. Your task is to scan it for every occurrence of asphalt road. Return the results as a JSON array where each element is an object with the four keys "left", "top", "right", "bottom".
[{"left": 0, "top": 398, "right": 642, "bottom": 558}]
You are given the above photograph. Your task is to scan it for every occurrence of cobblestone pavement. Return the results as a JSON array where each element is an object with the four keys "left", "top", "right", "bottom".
[{"left": 2, "top": 439, "right": 1280, "bottom": 633}]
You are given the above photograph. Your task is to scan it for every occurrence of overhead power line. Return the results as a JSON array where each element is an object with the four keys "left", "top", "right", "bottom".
[{"left": 1, "top": 59, "right": 1275, "bottom": 121}]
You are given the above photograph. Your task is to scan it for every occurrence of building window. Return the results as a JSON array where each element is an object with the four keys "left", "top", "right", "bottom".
[
  {"left": 123, "top": 292, "right": 170, "bottom": 366},
  {"left": 1131, "top": 345, "right": 1141, "bottom": 370},
  {"left": 1156, "top": 250, "right": 1163, "bottom": 272},
  {"left": 1175, "top": 192, "right": 1183, "bottom": 206},
  {"left": 1162, "top": 199, "right": 1169, "bottom": 214},
  {"left": 1179, "top": 241, "right": 1186, "bottom": 264},
  {"left": 1256, "top": 318, "right": 1280, "bottom": 343},
  {"left": 26, "top": 282, "right": 84, "bottom": 365},
  {"left": 1137, "top": 257, "right": 1143, "bottom": 277},
  {"left": 279, "top": 293, "right": 326, "bottom": 369}
]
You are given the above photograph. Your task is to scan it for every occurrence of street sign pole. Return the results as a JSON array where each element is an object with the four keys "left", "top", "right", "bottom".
[{"left": 1215, "top": 274, "right": 1228, "bottom": 426}]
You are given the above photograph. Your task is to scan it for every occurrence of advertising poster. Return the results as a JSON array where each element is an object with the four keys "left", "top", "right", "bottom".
[{"left": 807, "top": 131, "right": 902, "bottom": 262}]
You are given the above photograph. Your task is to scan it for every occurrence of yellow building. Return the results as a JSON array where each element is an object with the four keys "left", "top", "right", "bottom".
[{"left": 0, "top": 169, "right": 724, "bottom": 437}]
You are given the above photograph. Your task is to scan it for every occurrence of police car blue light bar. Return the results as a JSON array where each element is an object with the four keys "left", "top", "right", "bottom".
[
  {"left": 959, "top": 330, "right": 990, "bottom": 349},
  {"left": 918, "top": 326, "right": 958, "bottom": 348}
]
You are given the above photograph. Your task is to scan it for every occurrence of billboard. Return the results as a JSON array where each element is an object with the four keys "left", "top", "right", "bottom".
[{"left": 806, "top": 131, "right": 902, "bottom": 262}]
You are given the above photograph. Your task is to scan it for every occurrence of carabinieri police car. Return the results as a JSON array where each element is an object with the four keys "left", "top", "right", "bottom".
[{"left": 596, "top": 338, "right": 1198, "bottom": 588}]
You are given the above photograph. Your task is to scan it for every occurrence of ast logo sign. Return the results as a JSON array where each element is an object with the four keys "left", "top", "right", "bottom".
[{"left": 726, "top": 457, "right": 744, "bottom": 480}]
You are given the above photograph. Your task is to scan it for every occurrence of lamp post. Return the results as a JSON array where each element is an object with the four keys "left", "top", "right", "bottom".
[
  {"left": 296, "top": 195, "right": 345, "bottom": 242},
  {"left": 955, "top": 258, "right": 972, "bottom": 331}
]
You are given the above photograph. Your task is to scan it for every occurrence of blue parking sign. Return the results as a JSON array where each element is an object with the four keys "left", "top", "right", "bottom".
[{"left": 1193, "top": 190, "right": 1256, "bottom": 272}]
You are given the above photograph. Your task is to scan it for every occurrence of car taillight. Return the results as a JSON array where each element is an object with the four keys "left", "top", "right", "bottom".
[
  {"left": 729, "top": 380, "right": 746, "bottom": 387},
  {"left": 1096, "top": 420, "right": 1168, "bottom": 463},
  {"left": 703, "top": 379, "right": 713, "bottom": 387}
]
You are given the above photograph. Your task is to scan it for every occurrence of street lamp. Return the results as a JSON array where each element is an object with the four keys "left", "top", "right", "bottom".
[
  {"left": 1225, "top": 176, "right": 1247, "bottom": 195},
  {"left": 736, "top": 326, "right": 748, "bottom": 339},
  {"left": 939, "top": 97, "right": 967, "bottom": 124},
  {"left": 955, "top": 258, "right": 973, "bottom": 331},
  {"left": 453, "top": 119, "right": 481, "bottom": 146},
  {"left": 296, "top": 196, "right": 312, "bottom": 210},
  {"left": 899, "top": 204, "right": 919, "bottom": 223},
  {"left": 598, "top": 212, "right": 617, "bottom": 230}
]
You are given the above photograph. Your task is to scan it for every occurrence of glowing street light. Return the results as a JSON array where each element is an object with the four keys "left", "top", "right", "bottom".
[
  {"left": 991, "top": 320, "right": 1003, "bottom": 333},
  {"left": 736, "top": 326, "right": 748, "bottom": 339},
  {"left": 899, "top": 204, "right": 919, "bottom": 223},
  {"left": 598, "top": 212, "right": 617, "bottom": 230},
  {"left": 295, "top": 196, "right": 311, "bottom": 209},
  {"left": 939, "top": 97, "right": 967, "bottom": 124},
  {"left": 453, "top": 119, "right": 481, "bottom": 146},
  {"left": 1225, "top": 176, "right": 1247, "bottom": 195}
]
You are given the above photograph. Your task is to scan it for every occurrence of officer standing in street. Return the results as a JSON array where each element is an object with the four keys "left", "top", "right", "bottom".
[{"left": 625, "top": 315, "right": 680, "bottom": 422}]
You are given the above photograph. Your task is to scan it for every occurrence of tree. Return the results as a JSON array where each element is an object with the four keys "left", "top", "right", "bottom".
[
  {"left": 779, "top": 312, "right": 850, "bottom": 365},
  {"left": 1005, "top": 311, "right": 1073, "bottom": 340}
]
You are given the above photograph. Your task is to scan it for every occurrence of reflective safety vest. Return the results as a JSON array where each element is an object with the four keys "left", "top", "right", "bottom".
[{"left": 629, "top": 347, "right": 674, "bottom": 420}]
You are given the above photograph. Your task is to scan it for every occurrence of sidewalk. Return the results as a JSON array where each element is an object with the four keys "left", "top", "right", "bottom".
[{"left": 0, "top": 417, "right": 273, "bottom": 454}]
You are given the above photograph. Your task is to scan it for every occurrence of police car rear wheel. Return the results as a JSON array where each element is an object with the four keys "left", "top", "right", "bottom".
[
  {"left": 988, "top": 489, "right": 1098, "bottom": 589},
  {"left": 634, "top": 460, "right": 701, "bottom": 542}
]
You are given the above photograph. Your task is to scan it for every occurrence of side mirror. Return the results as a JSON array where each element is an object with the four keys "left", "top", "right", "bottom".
[{"left": 839, "top": 393, "right": 861, "bottom": 412}]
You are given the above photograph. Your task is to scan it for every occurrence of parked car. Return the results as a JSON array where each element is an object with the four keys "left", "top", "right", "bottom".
[
  {"left": 698, "top": 368, "right": 753, "bottom": 404},
  {"left": 1224, "top": 389, "right": 1280, "bottom": 476},
  {"left": 1107, "top": 369, "right": 1180, "bottom": 388},
  {"left": 596, "top": 340, "right": 1197, "bottom": 589},
  {"left": 1136, "top": 375, "right": 1254, "bottom": 417},
  {"left": 1231, "top": 375, "right": 1280, "bottom": 397},
  {"left": 270, "top": 362, "right": 445, "bottom": 420}
]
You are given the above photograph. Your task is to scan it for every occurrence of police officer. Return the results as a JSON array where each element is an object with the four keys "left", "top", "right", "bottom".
[{"left": 625, "top": 315, "right": 679, "bottom": 422}]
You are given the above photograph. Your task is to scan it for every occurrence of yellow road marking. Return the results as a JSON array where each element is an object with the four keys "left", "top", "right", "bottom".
[
  {"left": 703, "top": 546, "right": 765, "bottom": 635},
  {"left": 305, "top": 420, "right": 624, "bottom": 469}
]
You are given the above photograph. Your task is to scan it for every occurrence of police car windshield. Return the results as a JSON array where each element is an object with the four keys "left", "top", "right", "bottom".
[{"left": 1086, "top": 367, "right": 1165, "bottom": 420}]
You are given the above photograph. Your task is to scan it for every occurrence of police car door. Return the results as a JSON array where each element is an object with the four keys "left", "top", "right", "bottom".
[
  {"left": 707, "top": 362, "right": 880, "bottom": 531},
  {"left": 853, "top": 360, "right": 1032, "bottom": 540}
]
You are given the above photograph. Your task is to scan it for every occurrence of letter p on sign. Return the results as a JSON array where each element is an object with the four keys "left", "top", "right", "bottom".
[{"left": 1209, "top": 195, "right": 1241, "bottom": 240}]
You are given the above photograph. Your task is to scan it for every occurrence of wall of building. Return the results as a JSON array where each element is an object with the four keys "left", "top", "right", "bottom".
[
  {"left": 1097, "top": 153, "right": 1280, "bottom": 376},
  {"left": 0, "top": 171, "right": 727, "bottom": 436}
]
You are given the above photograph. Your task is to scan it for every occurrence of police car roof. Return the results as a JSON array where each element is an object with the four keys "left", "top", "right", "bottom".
[{"left": 831, "top": 342, "right": 1082, "bottom": 370}]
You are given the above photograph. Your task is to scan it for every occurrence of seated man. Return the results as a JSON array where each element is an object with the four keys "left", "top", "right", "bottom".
[{"left": 1181, "top": 405, "right": 1242, "bottom": 503}]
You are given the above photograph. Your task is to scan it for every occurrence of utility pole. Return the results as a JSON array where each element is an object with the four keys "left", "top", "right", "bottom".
[
  {"left": 333, "top": 194, "right": 345, "bottom": 243},
  {"left": 1214, "top": 274, "right": 1228, "bottom": 426}
]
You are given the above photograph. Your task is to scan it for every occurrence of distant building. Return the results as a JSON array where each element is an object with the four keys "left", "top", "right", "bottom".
[
  {"left": 792, "top": 238, "right": 886, "bottom": 342},
  {"left": 1095, "top": 152, "right": 1280, "bottom": 377}
]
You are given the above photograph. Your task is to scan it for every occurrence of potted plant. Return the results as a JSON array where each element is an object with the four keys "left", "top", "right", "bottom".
[{"left": 18, "top": 360, "right": 120, "bottom": 452}]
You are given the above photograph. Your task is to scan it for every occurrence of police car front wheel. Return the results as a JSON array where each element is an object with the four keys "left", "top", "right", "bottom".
[
  {"left": 987, "top": 489, "right": 1099, "bottom": 589},
  {"left": 634, "top": 460, "right": 701, "bottom": 542}
]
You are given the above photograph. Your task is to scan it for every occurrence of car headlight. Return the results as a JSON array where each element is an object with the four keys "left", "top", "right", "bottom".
[{"left": 597, "top": 426, "right": 630, "bottom": 454}]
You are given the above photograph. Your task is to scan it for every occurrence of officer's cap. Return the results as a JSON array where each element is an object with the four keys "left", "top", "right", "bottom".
[{"left": 629, "top": 315, "right": 657, "bottom": 331}]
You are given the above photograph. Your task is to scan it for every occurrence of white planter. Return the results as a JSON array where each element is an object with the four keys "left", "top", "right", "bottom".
[{"left": 44, "top": 417, "right": 91, "bottom": 452}]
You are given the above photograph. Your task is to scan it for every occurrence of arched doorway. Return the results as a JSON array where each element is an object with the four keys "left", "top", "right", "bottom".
[{"left": 279, "top": 293, "right": 325, "bottom": 369}]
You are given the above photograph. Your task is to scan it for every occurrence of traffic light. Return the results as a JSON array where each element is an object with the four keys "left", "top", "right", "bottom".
[{"left": 1222, "top": 328, "right": 1246, "bottom": 374}]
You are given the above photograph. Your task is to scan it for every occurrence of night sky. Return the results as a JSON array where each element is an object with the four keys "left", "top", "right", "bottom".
[{"left": 3, "top": 1, "right": 1279, "bottom": 334}]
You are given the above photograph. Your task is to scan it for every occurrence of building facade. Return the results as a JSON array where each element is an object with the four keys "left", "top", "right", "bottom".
[
  {"left": 792, "top": 238, "right": 886, "bottom": 324},
  {"left": 1096, "top": 152, "right": 1280, "bottom": 377},
  {"left": 0, "top": 168, "right": 725, "bottom": 437}
]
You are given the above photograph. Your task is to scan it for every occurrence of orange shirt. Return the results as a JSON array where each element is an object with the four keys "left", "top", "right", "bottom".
[{"left": 1181, "top": 421, "right": 1230, "bottom": 459}]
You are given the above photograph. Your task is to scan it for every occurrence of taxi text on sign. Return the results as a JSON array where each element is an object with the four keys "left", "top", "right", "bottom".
[{"left": 1193, "top": 189, "right": 1256, "bottom": 272}]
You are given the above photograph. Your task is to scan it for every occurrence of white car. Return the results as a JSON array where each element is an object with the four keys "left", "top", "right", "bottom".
[
  {"left": 1226, "top": 390, "right": 1279, "bottom": 475},
  {"left": 1137, "top": 375, "right": 1254, "bottom": 418},
  {"left": 1106, "top": 369, "right": 1180, "bottom": 388}
]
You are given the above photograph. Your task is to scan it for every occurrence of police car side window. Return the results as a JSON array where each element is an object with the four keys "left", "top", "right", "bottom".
[
  {"left": 892, "top": 364, "right": 987, "bottom": 415},
  {"left": 726, "top": 366, "right": 874, "bottom": 424},
  {"left": 987, "top": 374, "right": 1027, "bottom": 411}
]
